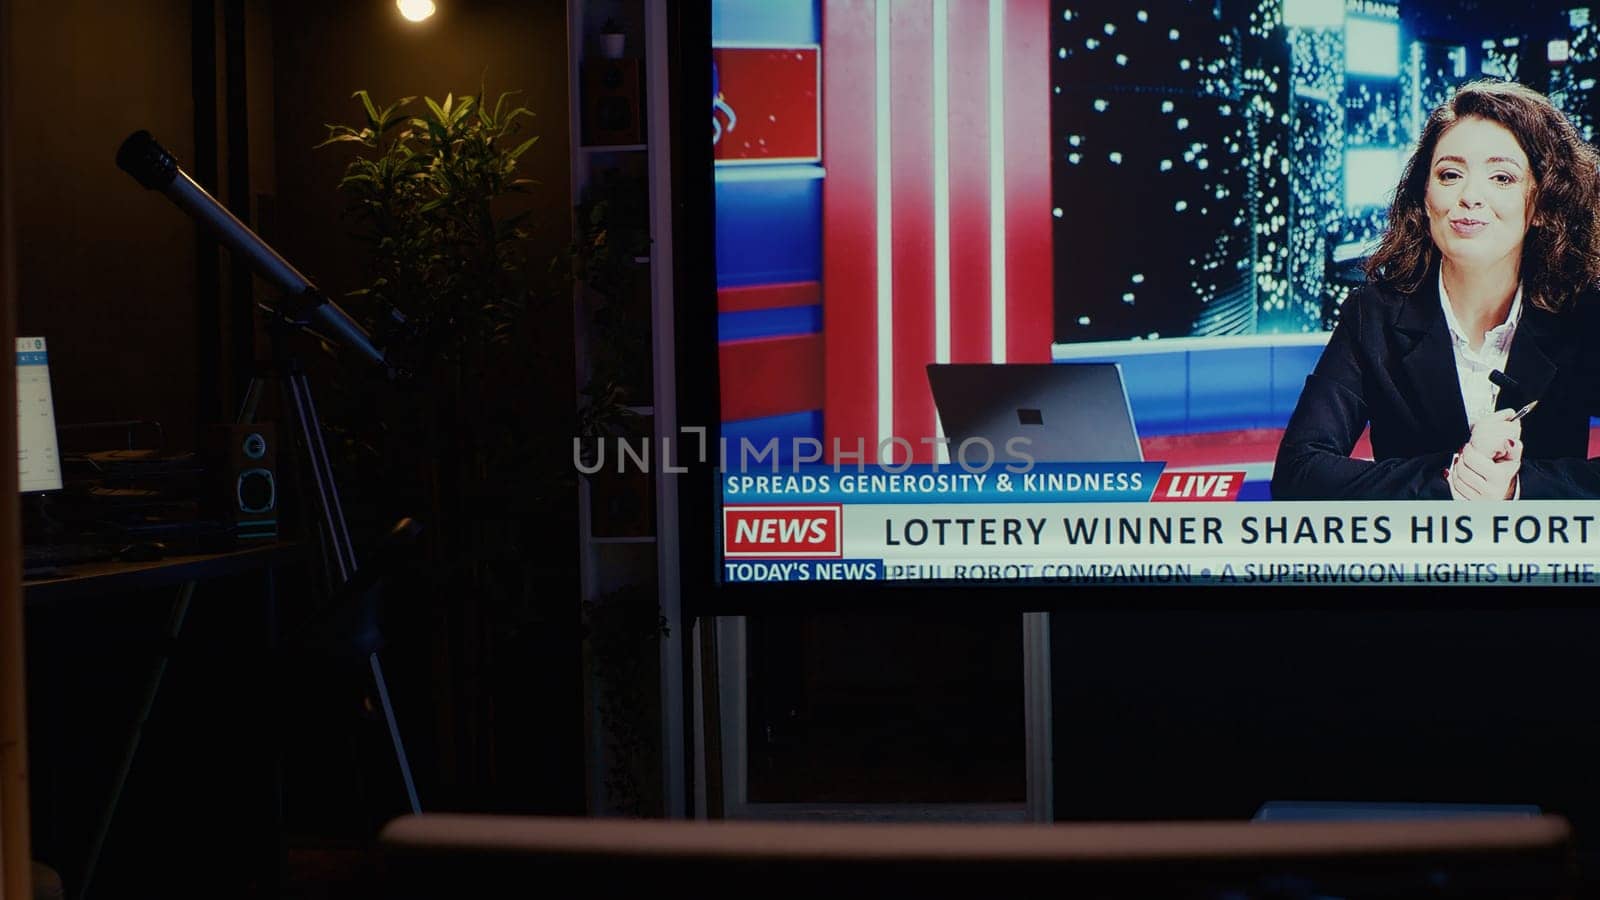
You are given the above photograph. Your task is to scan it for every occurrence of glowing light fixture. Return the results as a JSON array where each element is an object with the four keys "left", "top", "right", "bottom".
[
  {"left": 1345, "top": 17, "right": 1399, "bottom": 77},
  {"left": 397, "top": 0, "right": 436, "bottom": 22},
  {"left": 1282, "top": 0, "right": 1343, "bottom": 27}
]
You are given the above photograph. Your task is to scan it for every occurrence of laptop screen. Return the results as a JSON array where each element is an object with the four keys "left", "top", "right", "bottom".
[
  {"left": 926, "top": 363, "right": 1145, "bottom": 464},
  {"left": 17, "top": 336, "right": 63, "bottom": 493}
]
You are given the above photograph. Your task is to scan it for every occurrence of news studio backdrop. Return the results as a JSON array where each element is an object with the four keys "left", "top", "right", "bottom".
[{"left": 697, "top": 0, "right": 1600, "bottom": 597}]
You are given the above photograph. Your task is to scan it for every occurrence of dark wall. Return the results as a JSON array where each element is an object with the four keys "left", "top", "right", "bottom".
[{"left": 10, "top": 0, "right": 198, "bottom": 447}]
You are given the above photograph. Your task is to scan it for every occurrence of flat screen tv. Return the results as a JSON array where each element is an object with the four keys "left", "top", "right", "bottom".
[{"left": 661, "top": 0, "right": 1600, "bottom": 613}]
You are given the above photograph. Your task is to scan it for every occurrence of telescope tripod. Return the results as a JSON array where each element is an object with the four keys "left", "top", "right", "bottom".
[{"left": 237, "top": 345, "right": 422, "bottom": 818}]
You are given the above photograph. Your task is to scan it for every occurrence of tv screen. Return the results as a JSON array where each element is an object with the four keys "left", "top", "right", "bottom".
[{"left": 680, "top": 0, "right": 1600, "bottom": 599}]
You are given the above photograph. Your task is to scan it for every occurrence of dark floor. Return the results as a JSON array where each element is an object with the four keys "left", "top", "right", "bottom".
[
  {"left": 277, "top": 844, "right": 384, "bottom": 900},
  {"left": 745, "top": 612, "right": 1027, "bottom": 804}
]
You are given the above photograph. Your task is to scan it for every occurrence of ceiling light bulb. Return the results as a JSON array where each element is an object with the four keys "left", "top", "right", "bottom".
[{"left": 397, "top": 0, "right": 436, "bottom": 22}]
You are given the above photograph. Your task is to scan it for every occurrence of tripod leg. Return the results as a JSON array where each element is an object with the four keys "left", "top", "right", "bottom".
[
  {"left": 285, "top": 372, "right": 353, "bottom": 583},
  {"left": 237, "top": 374, "right": 267, "bottom": 426},
  {"left": 293, "top": 374, "right": 357, "bottom": 572},
  {"left": 370, "top": 651, "right": 420, "bottom": 814},
  {"left": 277, "top": 362, "right": 420, "bottom": 815},
  {"left": 77, "top": 581, "right": 196, "bottom": 900}
]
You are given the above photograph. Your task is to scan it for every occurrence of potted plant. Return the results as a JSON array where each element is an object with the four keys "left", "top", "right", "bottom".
[
  {"left": 315, "top": 86, "right": 555, "bottom": 533},
  {"left": 315, "top": 87, "right": 578, "bottom": 806},
  {"left": 599, "top": 18, "right": 626, "bottom": 59}
]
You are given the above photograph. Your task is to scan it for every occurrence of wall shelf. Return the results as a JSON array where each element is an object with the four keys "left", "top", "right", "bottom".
[{"left": 568, "top": 0, "right": 683, "bottom": 821}]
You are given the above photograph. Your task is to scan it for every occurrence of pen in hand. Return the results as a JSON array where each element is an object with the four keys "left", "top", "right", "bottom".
[
  {"left": 1485, "top": 370, "right": 1537, "bottom": 461},
  {"left": 1487, "top": 401, "right": 1537, "bottom": 462}
]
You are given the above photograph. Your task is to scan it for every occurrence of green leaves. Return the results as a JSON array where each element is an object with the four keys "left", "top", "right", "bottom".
[
  {"left": 317, "top": 85, "right": 545, "bottom": 369},
  {"left": 423, "top": 94, "right": 448, "bottom": 123},
  {"left": 357, "top": 89, "right": 380, "bottom": 124},
  {"left": 375, "top": 97, "right": 415, "bottom": 134},
  {"left": 507, "top": 134, "right": 539, "bottom": 162}
]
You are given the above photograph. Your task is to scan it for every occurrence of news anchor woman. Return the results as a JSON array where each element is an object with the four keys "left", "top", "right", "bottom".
[{"left": 1273, "top": 79, "right": 1600, "bottom": 500}]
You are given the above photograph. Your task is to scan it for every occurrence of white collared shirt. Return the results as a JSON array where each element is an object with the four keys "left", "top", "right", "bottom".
[
  {"left": 1438, "top": 270, "right": 1523, "bottom": 429},
  {"left": 1439, "top": 271, "right": 1523, "bottom": 499}
]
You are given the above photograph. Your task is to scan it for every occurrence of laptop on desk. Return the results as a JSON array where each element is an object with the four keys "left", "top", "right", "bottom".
[{"left": 926, "top": 363, "right": 1144, "bottom": 463}]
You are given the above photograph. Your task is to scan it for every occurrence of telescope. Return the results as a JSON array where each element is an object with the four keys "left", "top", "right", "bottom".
[
  {"left": 115, "top": 129, "right": 395, "bottom": 375},
  {"left": 111, "top": 129, "right": 423, "bottom": 826}
]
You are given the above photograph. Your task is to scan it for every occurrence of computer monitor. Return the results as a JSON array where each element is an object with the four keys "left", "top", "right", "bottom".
[{"left": 17, "top": 336, "right": 62, "bottom": 493}]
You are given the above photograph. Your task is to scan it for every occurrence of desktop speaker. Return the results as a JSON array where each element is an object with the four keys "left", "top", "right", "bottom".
[
  {"left": 583, "top": 59, "right": 643, "bottom": 145},
  {"left": 208, "top": 423, "right": 278, "bottom": 539}
]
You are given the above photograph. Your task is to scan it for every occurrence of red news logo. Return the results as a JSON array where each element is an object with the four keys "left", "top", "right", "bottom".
[
  {"left": 724, "top": 505, "right": 843, "bottom": 558},
  {"left": 1151, "top": 471, "right": 1245, "bottom": 502}
]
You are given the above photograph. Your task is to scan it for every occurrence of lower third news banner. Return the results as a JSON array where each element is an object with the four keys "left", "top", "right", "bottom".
[{"left": 719, "top": 463, "right": 1600, "bottom": 586}]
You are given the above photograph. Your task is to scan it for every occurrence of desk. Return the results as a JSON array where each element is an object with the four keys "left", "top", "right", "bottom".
[
  {"left": 24, "top": 541, "right": 300, "bottom": 899},
  {"left": 23, "top": 541, "right": 299, "bottom": 605}
]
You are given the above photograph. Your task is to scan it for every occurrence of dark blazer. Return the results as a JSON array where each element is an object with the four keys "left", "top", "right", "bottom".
[{"left": 1272, "top": 278, "right": 1600, "bottom": 500}]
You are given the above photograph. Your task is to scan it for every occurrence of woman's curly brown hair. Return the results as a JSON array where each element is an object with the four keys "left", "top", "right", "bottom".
[{"left": 1365, "top": 79, "right": 1600, "bottom": 313}]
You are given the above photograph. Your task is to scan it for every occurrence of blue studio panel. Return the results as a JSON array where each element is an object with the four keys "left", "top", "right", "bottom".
[
  {"left": 714, "top": 176, "right": 823, "bottom": 289},
  {"left": 1270, "top": 342, "right": 1327, "bottom": 421},
  {"left": 1186, "top": 345, "right": 1277, "bottom": 433},
  {"left": 1057, "top": 340, "right": 1331, "bottom": 437},
  {"left": 722, "top": 411, "right": 825, "bottom": 467},
  {"left": 718, "top": 305, "right": 823, "bottom": 342},
  {"left": 713, "top": 0, "right": 818, "bottom": 44}
]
